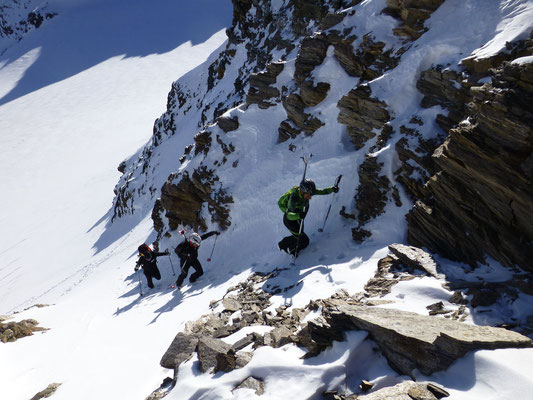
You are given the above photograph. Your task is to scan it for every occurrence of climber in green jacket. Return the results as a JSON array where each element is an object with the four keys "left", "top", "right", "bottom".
[{"left": 278, "top": 179, "right": 338, "bottom": 256}]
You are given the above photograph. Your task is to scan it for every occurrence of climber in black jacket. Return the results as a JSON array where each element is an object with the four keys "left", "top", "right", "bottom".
[
  {"left": 135, "top": 243, "right": 168, "bottom": 289},
  {"left": 174, "top": 230, "right": 220, "bottom": 289}
]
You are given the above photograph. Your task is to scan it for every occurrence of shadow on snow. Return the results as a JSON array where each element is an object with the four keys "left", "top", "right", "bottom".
[{"left": 0, "top": 0, "right": 232, "bottom": 106}]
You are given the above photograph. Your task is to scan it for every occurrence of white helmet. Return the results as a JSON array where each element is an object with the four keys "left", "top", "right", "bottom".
[{"left": 189, "top": 233, "right": 202, "bottom": 247}]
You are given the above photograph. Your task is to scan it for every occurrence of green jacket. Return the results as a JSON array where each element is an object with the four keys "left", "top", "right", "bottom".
[{"left": 278, "top": 186, "right": 335, "bottom": 221}]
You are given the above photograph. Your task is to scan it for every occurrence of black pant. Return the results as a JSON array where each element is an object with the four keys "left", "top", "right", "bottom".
[
  {"left": 278, "top": 214, "right": 310, "bottom": 255},
  {"left": 143, "top": 265, "right": 161, "bottom": 289},
  {"left": 176, "top": 258, "right": 203, "bottom": 287}
]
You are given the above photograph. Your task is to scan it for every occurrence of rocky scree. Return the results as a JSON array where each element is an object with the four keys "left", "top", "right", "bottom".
[{"left": 149, "top": 245, "right": 531, "bottom": 399}]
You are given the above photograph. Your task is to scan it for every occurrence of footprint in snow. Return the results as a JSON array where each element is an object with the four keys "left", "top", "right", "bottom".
[
  {"left": 336, "top": 253, "right": 345, "bottom": 260},
  {"left": 318, "top": 255, "right": 327, "bottom": 262}
]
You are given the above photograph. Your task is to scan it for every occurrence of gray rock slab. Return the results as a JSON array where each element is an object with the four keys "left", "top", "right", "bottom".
[
  {"left": 358, "top": 381, "right": 441, "bottom": 400},
  {"left": 388, "top": 243, "right": 442, "bottom": 278},
  {"left": 197, "top": 337, "right": 233, "bottom": 373},
  {"left": 326, "top": 304, "right": 532, "bottom": 376},
  {"left": 160, "top": 333, "right": 199, "bottom": 370},
  {"left": 235, "top": 351, "right": 253, "bottom": 369},
  {"left": 233, "top": 376, "right": 265, "bottom": 396},
  {"left": 222, "top": 296, "right": 242, "bottom": 312}
]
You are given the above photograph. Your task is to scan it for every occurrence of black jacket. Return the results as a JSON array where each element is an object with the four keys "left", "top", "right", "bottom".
[
  {"left": 136, "top": 251, "right": 166, "bottom": 272},
  {"left": 174, "top": 231, "right": 218, "bottom": 261}
]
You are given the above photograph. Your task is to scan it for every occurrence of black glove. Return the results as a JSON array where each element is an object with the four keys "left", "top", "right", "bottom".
[
  {"left": 134, "top": 265, "right": 140, "bottom": 272},
  {"left": 216, "top": 231, "right": 221, "bottom": 235},
  {"left": 164, "top": 250, "right": 170, "bottom": 255},
  {"left": 332, "top": 186, "right": 339, "bottom": 193}
]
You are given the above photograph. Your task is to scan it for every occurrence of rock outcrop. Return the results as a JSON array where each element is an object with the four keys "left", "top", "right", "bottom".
[
  {"left": 0, "top": 318, "right": 47, "bottom": 343},
  {"left": 338, "top": 86, "right": 391, "bottom": 150},
  {"left": 29, "top": 383, "right": 62, "bottom": 400},
  {"left": 355, "top": 156, "right": 391, "bottom": 226},
  {"left": 384, "top": 0, "right": 446, "bottom": 41},
  {"left": 407, "top": 58, "right": 533, "bottom": 270},
  {"left": 157, "top": 167, "right": 232, "bottom": 232},
  {"left": 246, "top": 62, "right": 284, "bottom": 109}
]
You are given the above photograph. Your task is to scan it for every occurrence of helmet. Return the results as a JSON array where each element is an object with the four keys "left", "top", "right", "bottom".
[
  {"left": 189, "top": 233, "right": 202, "bottom": 247},
  {"left": 138, "top": 243, "right": 151, "bottom": 253},
  {"left": 299, "top": 179, "right": 316, "bottom": 195}
]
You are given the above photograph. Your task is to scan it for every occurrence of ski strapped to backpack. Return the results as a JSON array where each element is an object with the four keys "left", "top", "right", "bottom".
[
  {"left": 300, "top": 153, "right": 312, "bottom": 181},
  {"left": 292, "top": 153, "right": 313, "bottom": 263},
  {"left": 318, "top": 174, "right": 342, "bottom": 232}
]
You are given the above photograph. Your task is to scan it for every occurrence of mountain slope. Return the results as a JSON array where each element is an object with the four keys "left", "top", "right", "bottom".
[
  {"left": 1, "top": 1, "right": 532, "bottom": 400},
  {"left": 0, "top": 0, "right": 231, "bottom": 315}
]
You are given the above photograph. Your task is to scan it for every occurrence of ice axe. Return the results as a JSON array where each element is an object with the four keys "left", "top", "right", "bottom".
[{"left": 318, "top": 174, "right": 342, "bottom": 233}]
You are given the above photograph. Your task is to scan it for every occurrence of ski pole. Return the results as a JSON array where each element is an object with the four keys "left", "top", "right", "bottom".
[
  {"left": 318, "top": 175, "right": 342, "bottom": 233},
  {"left": 137, "top": 270, "right": 143, "bottom": 296},
  {"left": 168, "top": 254, "right": 176, "bottom": 276},
  {"left": 207, "top": 234, "right": 218, "bottom": 262},
  {"left": 292, "top": 207, "right": 306, "bottom": 264}
]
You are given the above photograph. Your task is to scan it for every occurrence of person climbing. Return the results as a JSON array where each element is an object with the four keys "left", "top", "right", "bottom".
[
  {"left": 278, "top": 179, "right": 339, "bottom": 256},
  {"left": 174, "top": 230, "right": 220, "bottom": 289},
  {"left": 135, "top": 243, "right": 169, "bottom": 289}
]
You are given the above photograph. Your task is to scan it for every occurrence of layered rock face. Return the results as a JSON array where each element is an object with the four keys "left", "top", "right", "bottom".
[
  {"left": 384, "top": 0, "right": 446, "bottom": 40},
  {"left": 157, "top": 167, "right": 233, "bottom": 232},
  {"left": 407, "top": 55, "right": 533, "bottom": 270},
  {"left": 338, "top": 86, "right": 391, "bottom": 150}
]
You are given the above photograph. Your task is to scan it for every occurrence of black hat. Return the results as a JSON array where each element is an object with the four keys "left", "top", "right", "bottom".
[
  {"left": 138, "top": 243, "right": 151, "bottom": 253},
  {"left": 299, "top": 179, "right": 316, "bottom": 194}
]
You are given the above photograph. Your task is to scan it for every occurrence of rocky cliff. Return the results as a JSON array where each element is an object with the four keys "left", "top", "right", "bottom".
[
  {"left": 113, "top": 0, "right": 532, "bottom": 274},
  {"left": 407, "top": 39, "right": 533, "bottom": 271}
]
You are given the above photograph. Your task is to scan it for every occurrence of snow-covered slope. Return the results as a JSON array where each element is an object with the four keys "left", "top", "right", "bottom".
[
  {"left": 0, "top": 0, "right": 231, "bottom": 315},
  {"left": 1, "top": 1, "right": 532, "bottom": 400}
]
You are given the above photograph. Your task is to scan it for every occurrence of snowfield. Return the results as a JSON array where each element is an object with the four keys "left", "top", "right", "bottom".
[{"left": 1, "top": 1, "right": 532, "bottom": 400}]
